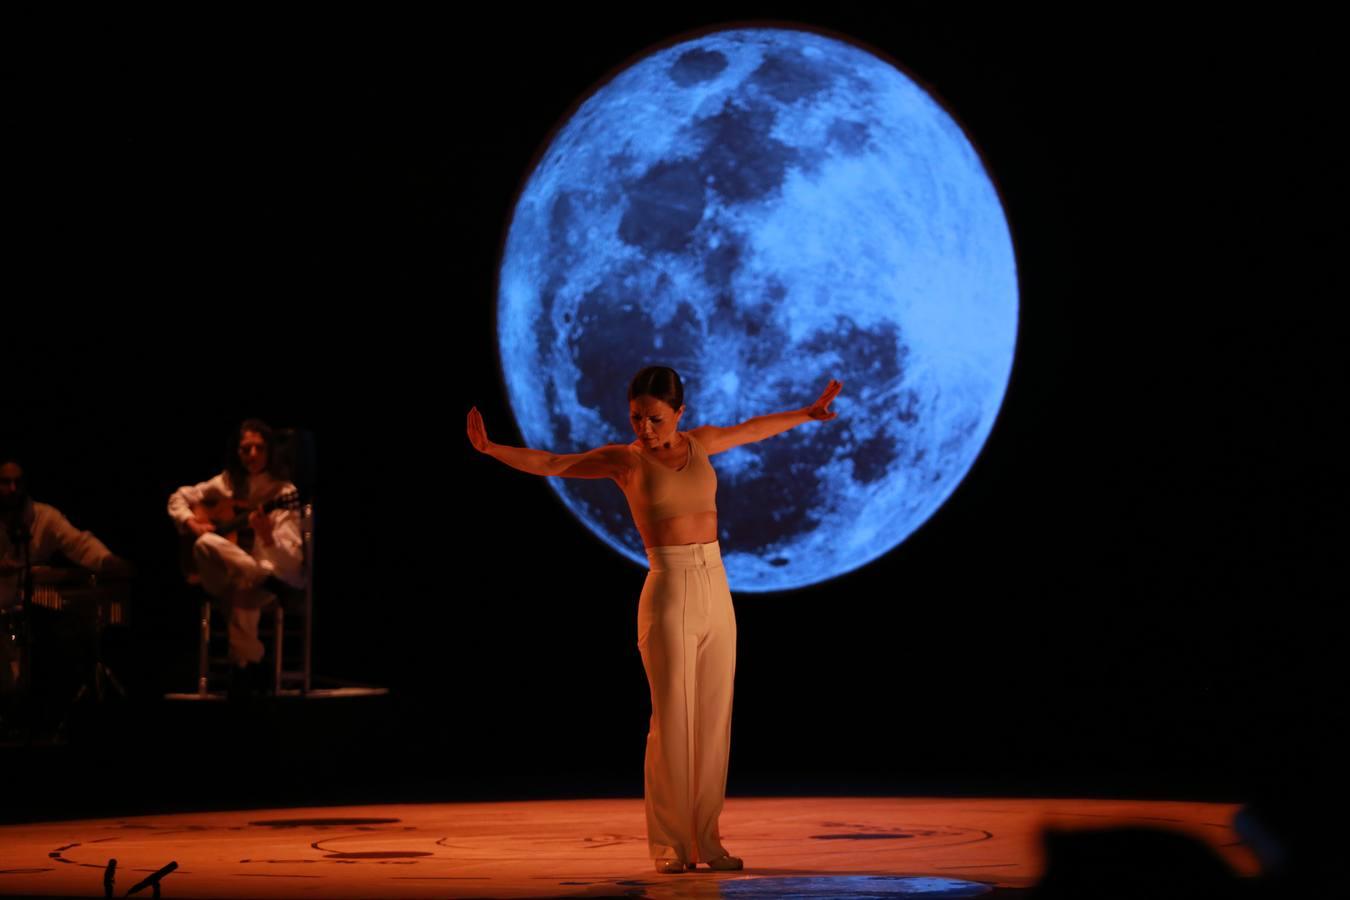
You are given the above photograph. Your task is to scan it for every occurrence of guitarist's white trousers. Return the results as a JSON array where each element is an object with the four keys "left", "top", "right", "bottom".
[{"left": 192, "top": 533, "right": 301, "bottom": 666}]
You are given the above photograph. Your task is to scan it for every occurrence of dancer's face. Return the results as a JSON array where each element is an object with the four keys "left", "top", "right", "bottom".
[{"left": 630, "top": 396, "right": 684, "bottom": 450}]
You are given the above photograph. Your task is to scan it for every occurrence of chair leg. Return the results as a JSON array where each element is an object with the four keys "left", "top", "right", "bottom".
[
  {"left": 273, "top": 604, "right": 284, "bottom": 694},
  {"left": 302, "top": 583, "right": 313, "bottom": 695},
  {"left": 301, "top": 508, "right": 314, "bottom": 696},
  {"left": 197, "top": 600, "right": 211, "bottom": 697}
]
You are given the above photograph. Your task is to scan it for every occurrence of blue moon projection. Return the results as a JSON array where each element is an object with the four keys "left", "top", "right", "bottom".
[{"left": 498, "top": 28, "right": 1018, "bottom": 592}]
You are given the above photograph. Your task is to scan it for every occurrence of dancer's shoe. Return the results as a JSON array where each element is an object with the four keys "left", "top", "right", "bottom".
[
  {"left": 707, "top": 853, "right": 744, "bottom": 870},
  {"left": 654, "top": 858, "right": 686, "bottom": 874}
]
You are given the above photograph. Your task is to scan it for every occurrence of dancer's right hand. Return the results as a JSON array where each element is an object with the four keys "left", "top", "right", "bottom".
[{"left": 467, "top": 406, "right": 493, "bottom": 454}]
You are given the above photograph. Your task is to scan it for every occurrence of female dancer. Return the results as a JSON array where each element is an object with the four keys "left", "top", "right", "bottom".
[{"left": 467, "top": 366, "right": 842, "bottom": 874}]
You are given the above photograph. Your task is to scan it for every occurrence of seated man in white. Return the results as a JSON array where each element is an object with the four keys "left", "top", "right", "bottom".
[{"left": 167, "top": 419, "right": 304, "bottom": 687}]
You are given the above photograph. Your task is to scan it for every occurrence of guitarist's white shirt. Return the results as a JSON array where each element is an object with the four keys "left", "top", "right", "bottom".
[{"left": 168, "top": 472, "right": 304, "bottom": 588}]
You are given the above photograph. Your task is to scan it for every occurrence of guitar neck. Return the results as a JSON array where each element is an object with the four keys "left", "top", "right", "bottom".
[{"left": 213, "top": 492, "right": 297, "bottom": 534}]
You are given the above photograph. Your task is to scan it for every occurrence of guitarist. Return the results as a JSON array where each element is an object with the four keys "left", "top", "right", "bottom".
[{"left": 167, "top": 419, "right": 304, "bottom": 692}]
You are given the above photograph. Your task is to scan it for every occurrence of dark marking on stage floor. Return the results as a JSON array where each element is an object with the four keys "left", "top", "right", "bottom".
[
  {"left": 306, "top": 835, "right": 433, "bottom": 861},
  {"left": 585, "top": 833, "right": 638, "bottom": 843},
  {"left": 251, "top": 817, "right": 402, "bottom": 828},
  {"left": 0, "top": 869, "right": 55, "bottom": 875},
  {"left": 812, "top": 824, "right": 995, "bottom": 848},
  {"left": 1042, "top": 810, "right": 1186, "bottom": 825},
  {"left": 433, "top": 837, "right": 477, "bottom": 849},
  {"left": 389, "top": 876, "right": 492, "bottom": 880}
]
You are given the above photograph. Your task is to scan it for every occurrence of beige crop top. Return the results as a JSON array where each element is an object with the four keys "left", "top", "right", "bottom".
[{"left": 624, "top": 431, "right": 718, "bottom": 523}]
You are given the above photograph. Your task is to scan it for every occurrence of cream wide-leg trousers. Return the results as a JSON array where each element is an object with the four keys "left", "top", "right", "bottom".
[{"left": 638, "top": 539, "right": 737, "bottom": 864}]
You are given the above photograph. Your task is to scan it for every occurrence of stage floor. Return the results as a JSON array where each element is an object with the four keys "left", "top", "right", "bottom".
[{"left": 0, "top": 796, "right": 1258, "bottom": 898}]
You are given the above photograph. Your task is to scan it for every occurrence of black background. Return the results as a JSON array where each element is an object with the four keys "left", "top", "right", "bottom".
[{"left": 6, "top": 6, "right": 1339, "bottom": 819}]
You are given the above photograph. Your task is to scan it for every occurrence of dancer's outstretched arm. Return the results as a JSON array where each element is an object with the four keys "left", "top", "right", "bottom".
[
  {"left": 691, "top": 378, "right": 842, "bottom": 456},
  {"left": 468, "top": 406, "right": 632, "bottom": 481}
]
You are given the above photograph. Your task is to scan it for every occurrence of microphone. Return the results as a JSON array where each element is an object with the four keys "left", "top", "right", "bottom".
[{"left": 125, "top": 860, "right": 177, "bottom": 897}]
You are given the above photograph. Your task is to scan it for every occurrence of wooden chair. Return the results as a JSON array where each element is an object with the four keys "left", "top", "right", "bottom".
[{"left": 193, "top": 501, "right": 315, "bottom": 698}]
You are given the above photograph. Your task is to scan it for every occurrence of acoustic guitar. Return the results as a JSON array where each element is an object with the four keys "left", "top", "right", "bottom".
[{"left": 179, "top": 489, "right": 301, "bottom": 577}]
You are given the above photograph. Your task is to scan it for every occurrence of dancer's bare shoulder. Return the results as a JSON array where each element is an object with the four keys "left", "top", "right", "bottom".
[{"left": 686, "top": 424, "right": 736, "bottom": 455}]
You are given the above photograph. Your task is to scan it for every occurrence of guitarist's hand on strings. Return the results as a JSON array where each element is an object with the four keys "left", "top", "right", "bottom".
[{"left": 249, "top": 507, "right": 276, "bottom": 548}]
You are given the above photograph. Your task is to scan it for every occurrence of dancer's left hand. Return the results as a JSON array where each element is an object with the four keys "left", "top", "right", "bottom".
[{"left": 806, "top": 378, "right": 843, "bottom": 421}]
